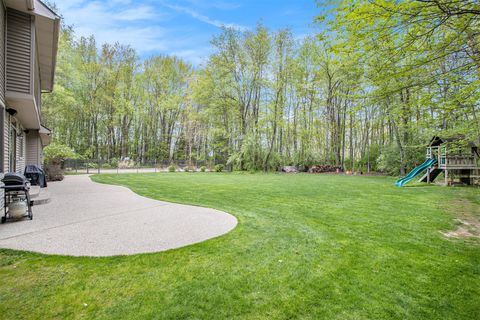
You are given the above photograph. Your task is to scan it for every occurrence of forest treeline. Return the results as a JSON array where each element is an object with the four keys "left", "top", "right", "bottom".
[{"left": 44, "top": 0, "right": 480, "bottom": 174}]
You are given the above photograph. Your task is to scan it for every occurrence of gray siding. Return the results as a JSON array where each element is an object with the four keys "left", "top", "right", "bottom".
[
  {"left": 0, "top": 2, "right": 5, "bottom": 173},
  {"left": 3, "top": 112, "right": 8, "bottom": 171},
  {"left": 0, "top": 112, "right": 3, "bottom": 211},
  {"left": 0, "top": 3, "right": 5, "bottom": 105},
  {"left": 26, "top": 130, "right": 41, "bottom": 166},
  {"left": 6, "top": 9, "right": 32, "bottom": 95},
  {"left": 0, "top": 0, "right": 4, "bottom": 206}
]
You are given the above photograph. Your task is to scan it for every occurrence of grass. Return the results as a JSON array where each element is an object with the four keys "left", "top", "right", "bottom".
[{"left": 1, "top": 173, "right": 479, "bottom": 319}]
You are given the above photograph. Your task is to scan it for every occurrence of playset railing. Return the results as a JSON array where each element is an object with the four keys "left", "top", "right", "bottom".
[{"left": 426, "top": 146, "right": 478, "bottom": 169}]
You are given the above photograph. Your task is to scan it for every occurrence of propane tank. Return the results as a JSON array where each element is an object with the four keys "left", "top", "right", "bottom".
[{"left": 8, "top": 200, "right": 27, "bottom": 219}]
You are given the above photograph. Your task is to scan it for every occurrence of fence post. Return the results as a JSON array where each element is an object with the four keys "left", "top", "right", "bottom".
[
  {"left": 75, "top": 159, "right": 77, "bottom": 173},
  {"left": 98, "top": 159, "right": 100, "bottom": 174},
  {"left": 86, "top": 160, "right": 89, "bottom": 174},
  {"left": 154, "top": 159, "right": 157, "bottom": 173}
]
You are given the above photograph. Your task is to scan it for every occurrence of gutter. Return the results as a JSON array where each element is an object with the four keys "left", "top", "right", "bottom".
[
  {"left": 49, "top": 16, "right": 60, "bottom": 92},
  {"left": 37, "top": 0, "right": 60, "bottom": 18}
]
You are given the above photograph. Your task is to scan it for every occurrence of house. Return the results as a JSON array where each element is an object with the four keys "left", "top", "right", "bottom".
[{"left": 0, "top": 0, "right": 59, "bottom": 176}]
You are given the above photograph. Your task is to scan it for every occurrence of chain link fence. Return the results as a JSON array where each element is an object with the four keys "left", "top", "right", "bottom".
[{"left": 64, "top": 159, "right": 231, "bottom": 174}]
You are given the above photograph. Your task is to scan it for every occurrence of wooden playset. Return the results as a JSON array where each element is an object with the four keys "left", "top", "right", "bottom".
[{"left": 396, "top": 136, "right": 479, "bottom": 187}]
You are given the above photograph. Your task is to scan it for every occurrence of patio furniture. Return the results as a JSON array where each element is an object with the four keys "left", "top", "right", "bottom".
[{"left": 1, "top": 173, "right": 33, "bottom": 223}]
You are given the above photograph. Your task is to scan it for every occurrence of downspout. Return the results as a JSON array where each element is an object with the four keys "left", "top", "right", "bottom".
[{"left": 27, "top": 0, "right": 34, "bottom": 11}]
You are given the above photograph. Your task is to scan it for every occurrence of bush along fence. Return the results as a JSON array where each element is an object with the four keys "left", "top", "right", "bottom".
[{"left": 63, "top": 159, "right": 231, "bottom": 174}]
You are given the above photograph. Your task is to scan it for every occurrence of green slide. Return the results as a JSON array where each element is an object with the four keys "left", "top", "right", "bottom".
[{"left": 395, "top": 158, "right": 437, "bottom": 187}]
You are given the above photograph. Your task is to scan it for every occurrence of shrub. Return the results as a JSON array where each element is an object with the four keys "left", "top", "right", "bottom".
[
  {"left": 184, "top": 167, "right": 189, "bottom": 172},
  {"left": 355, "top": 144, "right": 381, "bottom": 173},
  {"left": 86, "top": 162, "right": 98, "bottom": 169},
  {"left": 101, "top": 163, "right": 113, "bottom": 169},
  {"left": 44, "top": 164, "right": 64, "bottom": 181},
  {"left": 43, "top": 143, "right": 76, "bottom": 181},
  {"left": 200, "top": 166, "right": 206, "bottom": 172},
  {"left": 168, "top": 165, "right": 176, "bottom": 172},
  {"left": 377, "top": 143, "right": 424, "bottom": 176},
  {"left": 110, "top": 158, "right": 119, "bottom": 168},
  {"left": 118, "top": 160, "right": 136, "bottom": 169},
  {"left": 214, "top": 164, "right": 225, "bottom": 172},
  {"left": 377, "top": 145, "right": 401, "bottom": 175},
  {"left": 44, "top": 143, "right": 76, "bottom": 165}
]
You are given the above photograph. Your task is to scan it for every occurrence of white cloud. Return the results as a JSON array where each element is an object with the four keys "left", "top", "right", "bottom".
[
  {"left": 172, "top": 48, "right": 212, "bottom": 67},
  {"left": 162, "top": 3, "right": 248, "bottom": 31},
  {"left": 56, "top": 0, "right": 170, "bottom": 53},
  {"left": 184, "top": 0, "right": 242, "bottom": 10},
  {"left": 75, "top": 26, "right": 169, "bottom": 52},
  {"left": 55, "top": 0, "right": 246, "bottom": 65},
  {"left": 59, "top": 1, "right": 160, "bottom": 28},
  {"left": 110, "top": 0, "right": 133, "bottom": 5},
  {"left": 114, "top": 7, "right": 158, "bottom": 21}
]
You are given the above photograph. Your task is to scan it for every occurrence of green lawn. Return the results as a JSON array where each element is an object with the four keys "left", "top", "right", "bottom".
[{"left": 1, "top": 173, "right": 479, "bottom": 319}]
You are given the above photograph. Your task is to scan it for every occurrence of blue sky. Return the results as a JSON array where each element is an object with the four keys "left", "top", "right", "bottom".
[{"left": 56, "top": 0, "right": 319, "bottom": 66}]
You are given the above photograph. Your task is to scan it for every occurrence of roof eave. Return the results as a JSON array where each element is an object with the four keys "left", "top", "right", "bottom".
[
  {"left": 35, "top": 0, "right": 60, "bottom": 92},
  {"left": 44, "top": 16, "right": 60, "bottom": 92},
  {"left": 5, "top": 0, "right": 60, "bottom": 92}
]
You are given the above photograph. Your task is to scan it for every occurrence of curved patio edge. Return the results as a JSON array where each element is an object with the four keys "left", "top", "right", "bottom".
[{"left": 0, "top": 175, "right": 237, "bottom": 257}]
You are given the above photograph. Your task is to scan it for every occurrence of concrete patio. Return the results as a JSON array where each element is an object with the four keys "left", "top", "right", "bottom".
[{"left": 0, "top": 175, "right": 237, "bottom": 257}]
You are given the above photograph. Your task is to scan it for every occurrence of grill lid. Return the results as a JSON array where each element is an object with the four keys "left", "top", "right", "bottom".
[
  {"left": 2, "top": 173, "right": 28, "bottom": 186},
  {"left": 25, "top": 165, "right": 44, "bottom": 174}
]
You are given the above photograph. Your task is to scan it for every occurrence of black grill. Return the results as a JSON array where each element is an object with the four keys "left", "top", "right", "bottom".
[
  {"left": 24, "top": 165, "right": 47, "bottom": 188},
  {"left": 2, "top": 173, "right": 29, "bottom": 188},
  {"left": 1, "top": 172, "right": 33, "bottom": 223}
]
